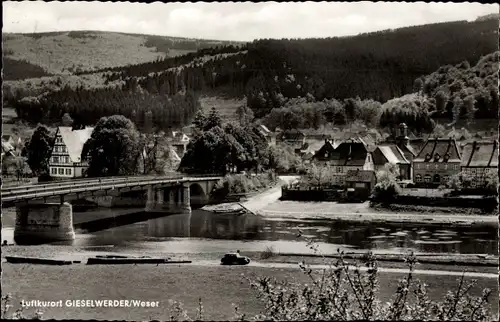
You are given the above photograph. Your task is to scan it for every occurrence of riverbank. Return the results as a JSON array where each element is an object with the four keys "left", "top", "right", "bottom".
[
  {"left": 258, "top": 201, "right": 498, "bottom": 227},
  {"left": 2, "top": 259, "right": 497, "bottom": 321}
]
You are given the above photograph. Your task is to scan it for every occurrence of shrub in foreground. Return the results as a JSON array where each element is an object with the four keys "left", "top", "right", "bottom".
[{"left": 165, "top": 236, "right": 495, "bottom": 321}]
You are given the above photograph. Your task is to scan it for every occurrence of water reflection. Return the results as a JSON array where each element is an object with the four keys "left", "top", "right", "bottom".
[{"left": 2, "top": 207, "right": 498, "bottom": 255}]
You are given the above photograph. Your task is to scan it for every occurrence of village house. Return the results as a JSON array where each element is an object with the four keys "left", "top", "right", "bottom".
[
  {"left": 383, "top": 123, "right": 418, "bottom": 162},
  {"left": 48, "top": 126, "right": 94, "bottom": 178},
  {"left": 412, "top": 137, "right": 462, "bottom": 187},
  {"left": 276, "top": 129, "right": 306, "bottom": 152},
  {"left": 460, "top": 140, "right": 498, "bottom": 188},
  {"left": 169, "top": 131, "right": 190, "bottom": 158},
  {"left": 313, "top": 138, "right": 374, "bottom": 186},
  {"left": 371, "top": 144, "right": 411, "bottom": 180},
  {"left": 345, "top": 169, "right": 377, "bottom": 200}
]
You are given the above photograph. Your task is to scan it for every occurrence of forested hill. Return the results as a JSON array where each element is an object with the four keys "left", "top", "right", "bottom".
[
  {"left": 97, "top": 18, "right": 498, "bottom": 116},
  {"left": 2, "top": 30, "right": 243, "bottom": 80},
  {"left": 5, "top": 18, "right": 499, "bottom": 132}
]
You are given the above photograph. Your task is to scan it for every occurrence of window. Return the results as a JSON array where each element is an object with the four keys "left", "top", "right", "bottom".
[
  {"left": 415, "top": 174, "right": 422, "bottom": 182},
  {"left": 471, "top": 179, "right": 477, "bottom": 188},
  {"left": 471, "top": 168, "right": 477, "bottom": 175},
  {"left": 51, "top": 168, "right": 57, "bottom": 174},
  {"left": 65, "top": 169, "right": 72, "bottom": 175},
  {"left": 53, "top": 156, "right": 59, "bottom": 163},
  {"left": 434, "top": 164, "right": 439, "bottom": 170},
  {"left": 64, "top": 156, "right": 69, "bottom": 163},
  {"left": 454, "top": 164, "right": 459, "bottom": 170},
  {"left": 58, "top": 168, "right": 64, "bottom": 175},
  {"left": 337, "top": 167, "right": 342, "bottom": 173},
  {"left": 433, "top": 174, "right": 440, "bottom": 183},
  {"left": 443, "top": 175, "right": 450, "bottom": 183},
  {"left": 425, "top": 164, "right": 430, "bottom": 170},
  {"left": 444, "top": 164, "right": 448, "bottom": 170},
  {"left": 424, "top": 174, "right": 431, "bottom": 183},
  {"left": 416, "top": 163, "right": 420, "bottom": 170}
]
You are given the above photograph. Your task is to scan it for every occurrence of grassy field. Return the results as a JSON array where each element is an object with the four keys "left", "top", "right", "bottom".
[{"left": 2, "top": 262, "right": 497, "bottom": 321}]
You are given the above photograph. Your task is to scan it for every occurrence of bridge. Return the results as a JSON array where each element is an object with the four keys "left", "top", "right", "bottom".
[{"left": 1, "top": 174, "right": 223, "bottom": 244}]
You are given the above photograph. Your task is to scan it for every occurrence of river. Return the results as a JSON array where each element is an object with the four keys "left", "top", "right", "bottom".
[{"left": 2, "top": 205, "right": 498, "bottom": 256}]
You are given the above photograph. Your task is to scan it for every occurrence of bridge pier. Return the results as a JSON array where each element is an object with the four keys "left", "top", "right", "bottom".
[
  {"left": 14, "top": 202, "right": 75, "bottom": 244},
  {"left": 145, "top": 185, "right": 191, "bottom": 214}
]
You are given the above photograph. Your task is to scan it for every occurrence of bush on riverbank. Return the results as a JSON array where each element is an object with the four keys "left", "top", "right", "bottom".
[
  {"left": 163, "top": 238, "right": 495, "bottom": 321},
  {"left": 211, "top": 172, "right": 279, "bottom": 200}
]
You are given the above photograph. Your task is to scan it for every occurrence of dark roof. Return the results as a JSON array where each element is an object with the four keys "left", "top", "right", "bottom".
[
  {"left": 346, "top": 169, "right": 376, "bottom": 182},
  {"left": 313, "top": 140, "right": 336, "bottom": 160},
  {"left": 372, "top": 144, "right": 410, "bottom": 165},
  {"left": 315, "top": 140, "right": 369, "bottom": 166},
  {"left": 461, "top": 141, "right": 498, "bottom": 167},
  {"left": 413, "top": 138, "right": 461, "bottom": 163},
  {"left": 2, "top": 135, "right": 12, "bottom": 141}
]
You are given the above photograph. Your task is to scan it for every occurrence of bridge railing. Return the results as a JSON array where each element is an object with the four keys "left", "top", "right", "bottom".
[
  {"left": 1, "top": 175, "right": 183, "bottom": 197},
  {"left": 1, "top": 175, "right": 216, "bottom": 204}
]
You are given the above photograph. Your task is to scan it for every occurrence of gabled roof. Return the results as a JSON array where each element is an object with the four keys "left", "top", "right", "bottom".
[
  {"left": 373, "top": 144, "right": 410, "bottom": 165},
  {"left": 313, "top": 140, "right": 336, "bottom": 160},
  {"left": 461, "top": 141, "right": 498, "bottom": 168},
  {"left": 413, "top": 138, "right": 461, "bottom": 163},
  {"left": 57, "top": 126, "right": 94, "bottom": 163},
  {"left": 303, "top": 140, "right": 325, "bottom": 156},
  {"left": 315, "top": 140, "right": 369, "bottom": 166}
]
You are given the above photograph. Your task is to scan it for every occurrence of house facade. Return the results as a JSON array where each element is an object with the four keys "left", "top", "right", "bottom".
[
  {"left": 345, "top": 169, "right": 377, "bottom": 200},
  {"left": 460, "top": 140, "right": 498, "bottom": 188},
  {"left": 412, "top": 138, "right": 461, "bottom": 187},
  {"left": 48, "top": 126, "right": 94, "bottom": 178},
  {"left": 372, "top": 144, "right": 411, "bottom": 180},
  {"left": 313, "top": 139, "right": 374, "bottom": 186}
]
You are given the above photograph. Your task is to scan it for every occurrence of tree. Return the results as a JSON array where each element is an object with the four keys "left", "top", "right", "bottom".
[
  {"left": 303, "top": 164, "right": 334, "bottom": 188},
  {"left": 143, "top": 110, "right": 154, "bottom": 134},
  {"left": 435, "top": 91, "right": 448, "bottom": 115},
  {"left": 22, "top": 125, "right": 53, "bottom": 176},
  {"left": 179, "top": 126, "right": 245, "bottom": 175},
  {"left": 484, "top": 171, "right": 498, "bottom": 195},
  {"left": 452, "top": 96, "right": 462, "bottom": 125},
  {"left": 463, "top": 95, "right": 477, "bottom": 127},
  {"left": 81, "top": 115, "right": 141, "bottom": 177},
  {"left": 432, "top": 124, "right": 446, "bottom": 138},
  {"left": 372, "top": 163, "right": 401, "bottom": 203},
  {"left": 139, "top": 133, "right": 172, "bottom": 175},
  {"left": 204, "top": 107, "right": 222, "bottom": 131},
  {"left": 235, "top": 104, "right": 255, "bottom": 127},
  {"left": 192, "top": 108, "right": 207, "bottom": 132},
  {"left": 62, "top": 113, "right": 73, "bottom": 126},
  {"left": 414, "top": 78, "right": 424, "bottom": 95}
]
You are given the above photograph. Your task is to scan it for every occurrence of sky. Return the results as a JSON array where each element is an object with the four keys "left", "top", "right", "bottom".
[{"left": 3, "top": 1, "right": 499, "bottom": 41}]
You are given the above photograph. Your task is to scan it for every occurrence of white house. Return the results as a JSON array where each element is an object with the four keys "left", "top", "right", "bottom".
[{"left": 48, "top": 126, "right": 94, "bottom": 178}]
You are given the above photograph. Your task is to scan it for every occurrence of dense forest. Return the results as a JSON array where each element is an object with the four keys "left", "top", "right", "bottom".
[
  {"left": 12, "top": 86, "right": 200, "bottom": 131},
  {"left": 5, "top": 17, "right": 498, "bottom": 132},
  {"left": 93, "top": 18, "right": 498, "bottom": 116},
  {"left": 3, "top": 57, "right": 54, "bottom": 81}
]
